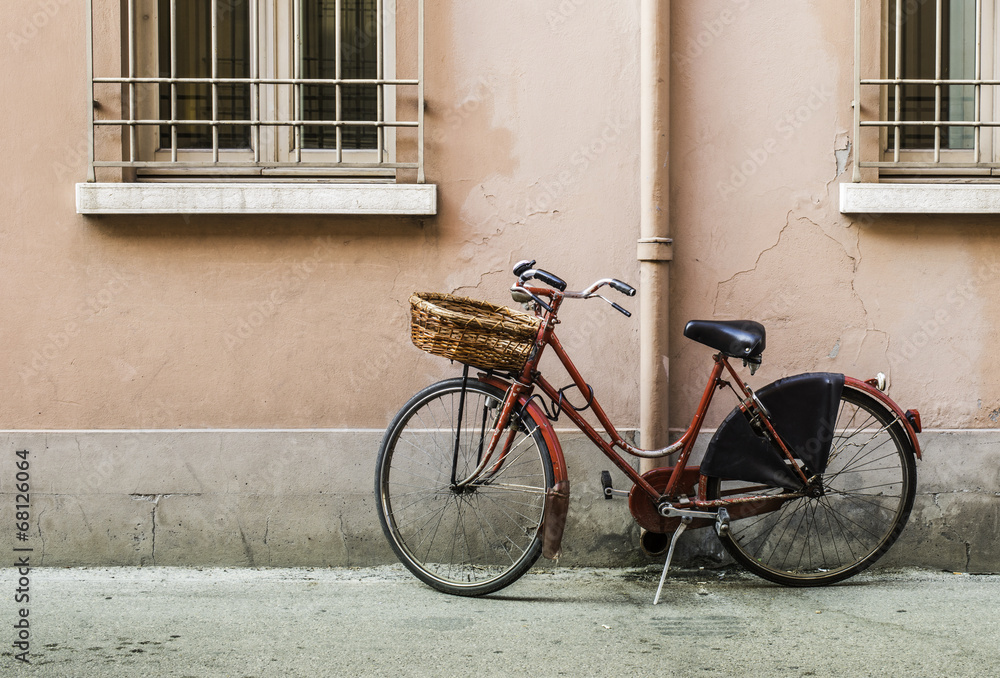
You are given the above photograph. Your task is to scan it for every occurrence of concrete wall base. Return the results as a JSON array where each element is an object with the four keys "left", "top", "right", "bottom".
[{"left": 1, "top": 429, "right": 995, "bottom": 571}]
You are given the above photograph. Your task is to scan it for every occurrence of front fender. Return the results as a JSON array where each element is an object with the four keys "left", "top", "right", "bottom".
[{"left": 478, "top": 374, "right": 570, "bottom": 559}]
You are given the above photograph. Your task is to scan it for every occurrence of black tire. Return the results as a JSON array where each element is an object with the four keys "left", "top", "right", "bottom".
[
  {"left": 706, "top": 384, "right": 917, "bottom": 586},
  {"left": 375, "top": 378, "right": 554, "bottom": 596}
]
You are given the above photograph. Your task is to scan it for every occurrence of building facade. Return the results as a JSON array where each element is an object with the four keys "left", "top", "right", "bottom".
[{"left": 1, "top": 0, "right": 996, "bottom": 571}]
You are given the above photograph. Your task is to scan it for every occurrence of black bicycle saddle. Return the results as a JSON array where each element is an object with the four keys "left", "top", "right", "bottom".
[{"left": 683, "top": 320, "right": 766, "bottom": 359}]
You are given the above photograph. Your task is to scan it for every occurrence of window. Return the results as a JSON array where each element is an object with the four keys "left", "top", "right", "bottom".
[
  {"left": 843, "top": 0, "right": 1000, "bottom": 213},
  {"left": 854, "top": 0, "right": 998, "bottom": 179},
  {"left": 80, "top": 0, "right": 435, "bottom": 215},
  {"left": 155, "top": 1, "right": 254, "bottom": 153},
  {"left": 137, "top": 0, "right": 390, "bottom": 169},
  {"left": 887, "top": 0, "right": 978, "bottom": 153}
]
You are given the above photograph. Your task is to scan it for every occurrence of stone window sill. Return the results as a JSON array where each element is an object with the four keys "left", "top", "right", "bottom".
[
  {"left": 840, "top": 182, "right": 1000, "bottom": 214},
  {"left": 76, "top": 182, "right": 437, "bottom": 216}
]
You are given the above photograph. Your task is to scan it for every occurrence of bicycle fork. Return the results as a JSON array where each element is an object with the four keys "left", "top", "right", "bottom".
[{"left": 451, "top": 377, "right": 528, "bottom": 489}]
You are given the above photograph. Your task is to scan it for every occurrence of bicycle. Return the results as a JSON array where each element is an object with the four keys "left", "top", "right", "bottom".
[{"left": 375, "top": 259, "right": 922, "bottom": 601}]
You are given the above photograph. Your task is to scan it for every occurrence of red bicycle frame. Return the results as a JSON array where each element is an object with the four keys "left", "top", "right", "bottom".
[
  {"left": 463, "top": 286, "right": 803, "bottom": 511},
  {"left": 466, "top": 281, "right": 922, "bottom": 539}
]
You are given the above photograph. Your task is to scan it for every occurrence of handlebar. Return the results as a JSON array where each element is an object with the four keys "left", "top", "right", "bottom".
[
  {"left": 512, "top": 259, "right": 567, "bottom": 292},
  {"left": 608, "top": 279, "right": 636, "bottom": 297},
  {"left": 510, "top": 260, "right": 634, "bottom": 317}
]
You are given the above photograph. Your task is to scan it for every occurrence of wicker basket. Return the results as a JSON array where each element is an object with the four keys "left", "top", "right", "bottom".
[{"left": 409, "top": 292, "right": 542, "bottom": 372}]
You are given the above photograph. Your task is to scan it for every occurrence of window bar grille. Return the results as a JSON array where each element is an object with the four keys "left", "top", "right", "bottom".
[
  {"left": 893, "top": 0, "right": 902, "bottom": 164},
  {"left": 377, "top": 0, "right": 384, "bottom": 160},
  {"left": 294, "top": 0, "right": 302, "bottom": 163},
  {"left": 170, "top": 0, "right": 178, "bottom": 163},
  {"left": 128, "top": 0, "right": 138, "bottom": 164},
  {"left": 336, "top": 0, "right": 344, "bottom": 164},
  {"left": 975, "top": 0, "right": 983, "bottom": 163},
  {"left": 211, "top": 0, "right": 220, "bottom": 163},
  {"left": 856, "top": 0, "right": 995, "bottom": 174},
  {"left": 935, "top": 0, "right": 943, "bottom": 164},
  {"left": 417, "top": 0, "right": 425, "bottom": 183},
  {"left": 86, "top": 0, "right": 96, "bottom": 182},
  {"left": 87, "top": 0, "right": 426, "bottom": 178},
  {"left": 251, "top": 0, "right": 260, "bottom": 163},
  {"left": 852, "top": 0, "right": 861, "bottom": 182}
]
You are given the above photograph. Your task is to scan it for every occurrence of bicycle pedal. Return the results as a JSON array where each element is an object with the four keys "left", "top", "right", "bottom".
[
  {"left": 600, "top": 471, "right": 629, "bottom": 499},
  {"left": 600, "top": 470, "right": 614, "bottom": 499},
  {"left": 715, "top": 507, "right": 731, "bottom": 537}
]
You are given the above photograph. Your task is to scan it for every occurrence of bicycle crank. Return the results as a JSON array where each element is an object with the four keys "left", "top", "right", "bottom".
[
  {"left": 656, "top": 502, "right": 716, "bottom": 521},
  {"left": 655, "top": 502, "right": 730, "bottom": 536}
]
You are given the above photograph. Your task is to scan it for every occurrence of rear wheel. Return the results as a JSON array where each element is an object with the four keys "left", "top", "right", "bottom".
[
  {"left": 705, "top": 385, "right": 916, "bottom": 586},
  {"left": 375, "top": 378, "right": 554, "bottom": 596}
]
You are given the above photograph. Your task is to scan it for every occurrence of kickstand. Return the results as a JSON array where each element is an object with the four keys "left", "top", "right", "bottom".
[{"left": 653, "top": 517, "right": 691, "bottom": 605}]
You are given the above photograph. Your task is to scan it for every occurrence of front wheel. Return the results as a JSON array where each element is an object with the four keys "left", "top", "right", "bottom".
[
  {"left": 375, "top": 378, "right": 554, "bottom": 596},
  {"left": 705, "top": 384, "right": 917, "bottom": 586}
]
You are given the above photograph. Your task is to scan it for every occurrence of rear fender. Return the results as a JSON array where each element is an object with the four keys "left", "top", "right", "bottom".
[
  {"left": 845, "top": 376, "right": 922, "bottom": 460},
  {"left": 702, "top": 372, "right": 845, "bottom": 488},
  {"left": 477, "top": 374, "right": 570, "bottom": 559}
]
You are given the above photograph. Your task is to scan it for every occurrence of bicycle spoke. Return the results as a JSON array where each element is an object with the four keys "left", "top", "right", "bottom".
[
  {"left": 376, "top": 379, "right": 553, "bottom": 594},
  {"left": 710, "top": 385, "right": 915, "bottom": 585}
]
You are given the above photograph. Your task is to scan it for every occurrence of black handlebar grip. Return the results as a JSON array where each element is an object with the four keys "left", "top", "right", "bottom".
[
  {"left": 513, "top": 259, "right": 536, "bottom": 277},
  {"left": 609, "top": 279, "right": 636, "bottom": 297},
  {"left": 533, "top": 269, "right": 567, "bottom": 292}
]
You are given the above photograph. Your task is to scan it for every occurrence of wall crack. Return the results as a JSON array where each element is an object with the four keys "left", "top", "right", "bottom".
[
  {"left": 714, "top": 211, "right": 793, "bottom": 313},
  {"left": 450, "top": 268, "right": 505, "bottom": 296},
  {"left": 932, "top": 492, "right": 972, "bottom": 571},
  {"left": 128, "top": 494, "right": 199, "bottom": 565},
  {"left": 338, "top": 514, "right": 350, "bottom": 567},
  {"left": 264, "top": 516, "right": 272, "bottom": 566},
  {"left": 36, "top": 506, "right": 47, "bottom": 566},
  {"left": 238, "top": 520, "right": 255, "bottom": 567}
]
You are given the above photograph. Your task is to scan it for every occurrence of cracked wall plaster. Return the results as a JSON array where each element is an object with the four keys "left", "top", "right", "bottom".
[{"left": 714, "top": 216, "right": 871, "bottom": 373}]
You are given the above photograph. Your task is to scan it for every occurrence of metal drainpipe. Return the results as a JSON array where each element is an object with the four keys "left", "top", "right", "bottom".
[{"left": 638, "top": 0, "right": 672, "bottom": 472}]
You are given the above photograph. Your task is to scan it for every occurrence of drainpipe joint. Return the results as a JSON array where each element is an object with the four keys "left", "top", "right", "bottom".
[{"left": 637, "top": 237, "right": 673, "bottom": 262}]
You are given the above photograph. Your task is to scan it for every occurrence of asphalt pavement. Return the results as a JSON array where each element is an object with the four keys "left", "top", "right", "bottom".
[{"left": 1, "top": 565, "right": 997, "bottom": 677}]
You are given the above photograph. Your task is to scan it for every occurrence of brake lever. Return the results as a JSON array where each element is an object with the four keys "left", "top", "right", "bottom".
[
  {"left": 587, "top": 293, "right": 631, "bottom": 318},
  {"left": 510, "top": 284, "right": 553, "bottom": 313},
  {"left": 610, "top": 302, "right": 632, "bottom": 318}
]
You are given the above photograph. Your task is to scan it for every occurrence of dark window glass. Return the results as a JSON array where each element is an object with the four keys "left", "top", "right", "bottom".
[
  {"left": 158, "top": 0, "right": 251, "bottom": 150},
  {"left": 887, "top": 0, "right": 975, "bottom": 150},
  {"left": 302, "top": 0, "right": 379, "bottom": 150}
]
